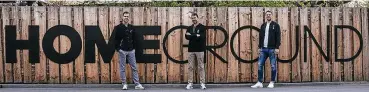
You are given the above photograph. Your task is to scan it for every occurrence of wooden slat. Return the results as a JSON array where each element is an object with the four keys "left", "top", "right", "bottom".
[
  {"left": 181, "top": 7, "right": 192, "bottom": 83},
  {"left": 214, "top": 7, "right": 227, "bottom": 83},
  {"left": 98, "top": 7, "right": 111, "bottom": 84},
  {"left": 300, "top": 8, "right": 311, "bottom": 82},
  {"left": 84, "top": 7, "right": 99, "bottom": 84},
  {"left": 109, "top": 7, "right": 120, "bottom": 84},
  {"left": 362, "top": 8, "right": 369, "bottom": 81},
  {"left": 343, "top": 8, "right": 353, "bottom": 81},
  {"left": 227, "top": 7, "right": 239, "bottom": 82},
  {"left": 263, "top": 7, "right": 275, "bottom": 82},
  {"left": 206, "top": 7, "right": 216, "bottom": 83},
  {"left": 320, "top": 8, "right": 331, "bottom": 82},
  {"left": 353, "top": 8, "right": 363, "bottom": 81},
  {"left": 21, "top": 6, "right": 32, "bottom": 83},
  {"left": 291, "top": 7, "right": 301, "bottom": 82},
  {"left": 332, "top": 8, "right": 342, "bottom": 82},
  {"left": 310, "top": 7, "right": 322, "bottom": 82},
  {"left": 238, "top": 7, "right": 252, "bottom": 82},
  {"left": 251, "top": 7, "right": 263, "bottom": 82},
  {"left": 47, "top": 6, "right": 60, "bottom": 84},
  {"left": 12, "top": 7, "right": 22, "bottom": 83},
  {"left": 0, "top": 6, "right": 3, "bottom": 83},
  {"left": 132, "top": 7, "right": 146, "bottom": 83},
  {"left": 33, "top": 6, "right": 47, "bottom": 83},
  {"left": 277, "top": 7, "right": 291, "bottom": 82},
  {"left": 155, "top": 7, "right": 167, "bottom": 83},
  {"left": 167, "top": 7, "right": 181, "bottom": 83},
  {"left": 73, "top": 7, "right": 85, "bottom": 84},
  {"left": 59, "top": 7, "right": 73, "bottom": 84},
  {"left": 1, "top": 6, "right": 12, "bottom": 83},
  {"left": 144, "top": 7, "right": 156, "bottom": 83}
]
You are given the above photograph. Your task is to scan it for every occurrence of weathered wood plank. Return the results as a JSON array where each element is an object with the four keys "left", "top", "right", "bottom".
[
  {"left": 251, "top": 7, "right": 263, "bottom": 82},
  {"left": 238, "top": 7, "right": 252, "bottom": 82},
  {"left": 167, "top": 7, "right": 181, "bottom": 83},
  {"left": 109, "top": 7, "right": 120, "bottom": 84},
  {"left": 47, "top": 6, "right": 60, "bottom": 84},
  {"left": 321, "top": 7, "right": 331, "bottom": 82},
  {"left": 155, "top": 7, "right": 167, "bottom": 83},
  {"left": 343, "top": 8, "right": 353, "bottom": 82},
  {"left": 59, "top": 7, "right": 73, "bottom": 84},
  {"left": 353, "top": 8, "right": 363, "bottom": 81},
  {"left": 98, "top": 7, "right": 111, "bottom": 84},
  {"left": 277, "top": 7, "right": 291, "bottom": 82},
  {"left": 1, "top": 6, "right": 13, "bottom": 83},
  {"left": 227, "top": 7, "right": 239, "bottom": 82},
  {"left": 332, "top": 7, "right": 342, "bottom": 82},
  {"left": 33, "top": 6, "right": 47, "bottom": 83},
  {"left": 361, "top": 8, "right": 369, "bottom": 81},
  {"left": 310, "top": 7, "right": 322, "bottom": 82},
  {"left": 132, "top": 7, "right": 146, "bottom": 83},
  {"left": 214, "top": 7, "right": 228, "bottom": 83},
  {"left": 20, "top": 6, "right": 32, "bottom": 83},
  {"left": 206, "top": 7, "right": 216, "bottom": 83},
  {"left": 291, "top": 7, "right": 301, "bottom": 82},
  {"left": 181, "top": 7, "right": 192, "bottom": 83},
  {"left": 300, "top": 8, "right": 311, "bottom": 82},
  {"left": 84, "top": 7, "right": 99, "bottom": 84},
  {"left": 73, "top": 7, "right": 85, "bottom": 84}
]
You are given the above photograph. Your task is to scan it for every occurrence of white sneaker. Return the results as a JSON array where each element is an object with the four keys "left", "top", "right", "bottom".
[
  {"left": 135, "top": 84, "right": 145, "bottom": 90},
  {"left": 200, "top": 83, "right": 206, "bottom": 89},
  {"left": 122, "top": 84, "right": 128, "bottom": 90},
  {"left": 267, "top": 82, "right": 274, "bottom": 88},
  {"left": 186, "top": 83, "right": 193, "bottom": 90},
  {"left": 251, "top": 82, "right": 263, "bottom": 88}
]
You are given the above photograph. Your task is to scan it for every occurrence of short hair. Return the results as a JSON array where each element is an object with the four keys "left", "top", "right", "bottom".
[
  {"left": 266, "top": 10, "right": 272, "bottom": 14},
  {"left": 191, "top": 13, "right": 198, "bottom": 18},
  {"left": 123, "top": 11, "right": 130, "bottom": 15}
]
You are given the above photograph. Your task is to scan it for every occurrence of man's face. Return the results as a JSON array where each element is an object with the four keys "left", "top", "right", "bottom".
[
  {"left": 191, "top": 15, "right": 198, "bottom": 24},
  {"left": 266, "top": 12, "right": 272, "bottom": 21},
  {"left": 123, "top": 13, "right": 130, "bottom": 23}
]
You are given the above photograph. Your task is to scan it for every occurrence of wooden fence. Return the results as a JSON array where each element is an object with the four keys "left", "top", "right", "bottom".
[{"left": 0, "top": 7, "right": 368, "bottom": 84}]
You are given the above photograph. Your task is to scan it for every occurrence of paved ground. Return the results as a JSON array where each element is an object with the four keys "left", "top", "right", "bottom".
[{"left": 1, "top": 83, "right": 369, "bottom": 92}]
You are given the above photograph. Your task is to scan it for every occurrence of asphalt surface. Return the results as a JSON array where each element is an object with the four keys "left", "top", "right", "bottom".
[{"left": 1, "top": 83, "right": 369, "bottom": 92}]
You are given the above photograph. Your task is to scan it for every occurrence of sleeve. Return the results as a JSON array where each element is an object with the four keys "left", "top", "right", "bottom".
[
  {"left": 114, "top": 26, "right": 121, "bottom": 51},
  {"left": 132, "top": 28, "right": 136, "bottom": 49},
  {"left": 185, "top": 27, "right": 193, "bottom": 40},
  {"left": 258, "top": 23, "right": 264, "bottom": 49},
  {"left": 275, "top": 23, "right": 281, "bottom": 49},
  {"left": 198, "top": 25, "right": 206, "bottom": 40}
]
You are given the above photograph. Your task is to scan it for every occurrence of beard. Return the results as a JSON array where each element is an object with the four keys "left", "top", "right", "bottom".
[
  {"left": 123, "top": 19, "right": 129, "bottom": 23},
  {"left": 267, "top": 18, "right": 271, "bottom": 21},
  {"left": 192, "top": 20, "right": 198, "bottom": 24}
]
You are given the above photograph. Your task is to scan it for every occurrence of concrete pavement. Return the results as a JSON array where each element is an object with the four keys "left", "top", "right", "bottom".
[{"left": 1, "top": 82, "right": 369, "bottom": 92}]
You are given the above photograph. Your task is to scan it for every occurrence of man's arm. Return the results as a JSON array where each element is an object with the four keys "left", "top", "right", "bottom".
[
  {"left": 113, "top": 26, "right": 121, "bottom": 51},
  {"left": 258, "top": 23, "right": 264, "bottom": 49},
  {"left": 275, "top": 23, "right": 281, "bottom": 49},
  {"left": 185, "top": 27, "right": 194, "bottom": 40},
  {"left": 197, "top": 25, "right": 206, "bottom": 40}
]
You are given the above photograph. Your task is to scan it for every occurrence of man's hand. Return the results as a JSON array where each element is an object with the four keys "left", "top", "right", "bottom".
[
  {"left": 275, "top": 49, "right": 279, "bottom": 54},
  {"left": 186, "top": 32, "right": 191, "bottom": 35},
  {"left": 196, "top": 34, "right": 200, "bottom": 37}
]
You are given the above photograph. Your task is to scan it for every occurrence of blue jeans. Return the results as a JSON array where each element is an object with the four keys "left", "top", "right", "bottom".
[{"left": 258, "top": 48, "right": 277, "bottom": 82}]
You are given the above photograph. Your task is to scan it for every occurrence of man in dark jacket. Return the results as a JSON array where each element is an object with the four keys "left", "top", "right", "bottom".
[
  {"left": 251, "top": 10, "right": 281, "bottom": 88},
  {"left": 114, "top": 11, "right": 144, "bottom": 90},
  {"left": 185, "top": 13, "right": 206, "bottom": 90}
]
